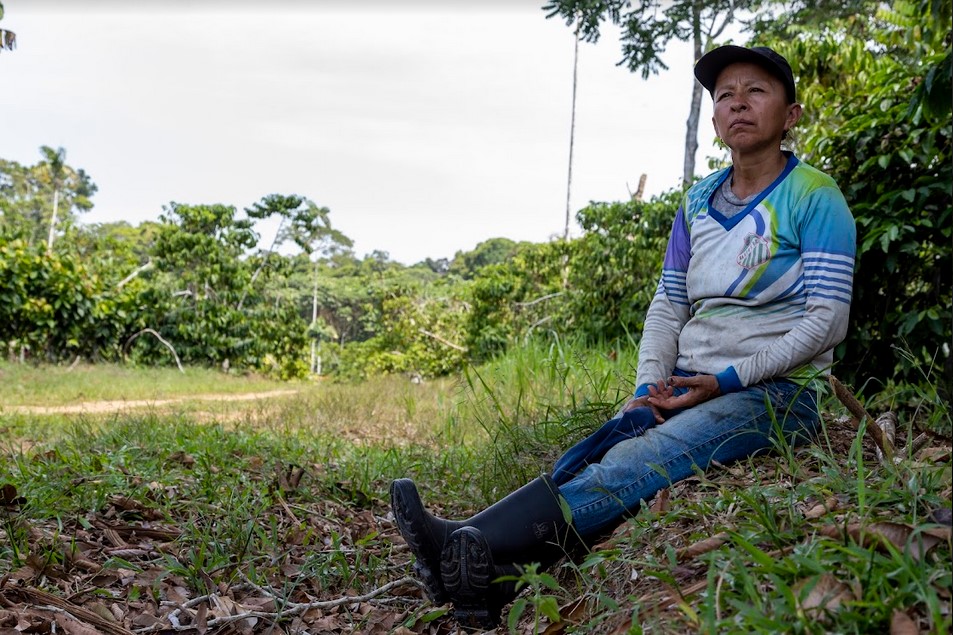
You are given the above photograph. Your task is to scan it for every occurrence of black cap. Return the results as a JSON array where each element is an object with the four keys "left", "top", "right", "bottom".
[{"left": 694, "top": 45, "right": 796, "bottom": 103}]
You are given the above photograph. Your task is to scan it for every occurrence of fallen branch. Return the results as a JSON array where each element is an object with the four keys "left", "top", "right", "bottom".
[
  {"left": 123, "top": 329, "right": 185, "bottom": 373},
  {"left": 8, "top": 587, "right": 136, "bottom": 635},
  {"left": 874, "top": 411, "right": 897, "bottom": 463},
  {"left": 828, "top": 375, "right": 893, "bottom": 462},
  {"left": 908, "top": 432, "right": 931, "bottom": 457}
]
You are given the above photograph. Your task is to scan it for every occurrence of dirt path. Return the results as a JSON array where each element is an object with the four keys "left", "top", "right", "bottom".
[{"left": 6, "top": 389, "right": 299, "bottom": 415}]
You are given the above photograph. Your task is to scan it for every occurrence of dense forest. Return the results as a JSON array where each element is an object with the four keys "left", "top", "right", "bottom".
[{"left": 1, "top": 0, "right": 949, "bottom": 402}]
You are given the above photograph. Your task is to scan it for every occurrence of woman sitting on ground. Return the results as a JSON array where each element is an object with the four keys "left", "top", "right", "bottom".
[{"left": 391, "top": 44, "right": 857, "bottom": 628}]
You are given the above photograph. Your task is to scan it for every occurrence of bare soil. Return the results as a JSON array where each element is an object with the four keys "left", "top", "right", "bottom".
[{"left": 5, "top": 389, "right": 299, "bottom": 415}]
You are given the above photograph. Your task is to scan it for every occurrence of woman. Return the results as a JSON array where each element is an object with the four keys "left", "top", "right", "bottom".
[{"left": 391, "top": 45, "right": 856, "bottom": 628}]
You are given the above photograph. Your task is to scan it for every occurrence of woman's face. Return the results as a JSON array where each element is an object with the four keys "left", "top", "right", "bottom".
[{"left": 711, "top": 62, "right": 801, "bottom": 155}]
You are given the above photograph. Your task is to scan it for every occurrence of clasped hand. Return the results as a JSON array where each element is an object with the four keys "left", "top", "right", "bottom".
[{"left": 620, "top": 374, "right": 721, "bottom": 423}]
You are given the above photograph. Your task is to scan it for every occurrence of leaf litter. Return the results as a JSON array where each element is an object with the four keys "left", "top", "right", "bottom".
[{"left": 0, "top": 412, "right": 950, "bottom": 634}]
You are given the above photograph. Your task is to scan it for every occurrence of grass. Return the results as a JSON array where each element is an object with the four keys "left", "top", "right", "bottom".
[{"left": 0, "top": 343, "right": 950, "bottom": 634}]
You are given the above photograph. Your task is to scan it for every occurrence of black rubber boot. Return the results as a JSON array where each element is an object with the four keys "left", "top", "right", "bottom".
[
  {"left": 439, "top": 475, "right": 572, "bottom": 628},
  {"left": 390, "top": 478, "right": 462, "bottom": 603},
  {"left": 391, "top": 476, "right": 574, "bottom": 625},
  {"left": 441, "top": 527, "right": 529, "bottom": 629}
]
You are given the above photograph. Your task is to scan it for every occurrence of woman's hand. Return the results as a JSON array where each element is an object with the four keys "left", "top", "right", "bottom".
[
  {"left": 647, "top": 374, "right": 721, "bottom": 410},
  {"left": 620, "top": 380, "right": 672, "bottom": 423}
]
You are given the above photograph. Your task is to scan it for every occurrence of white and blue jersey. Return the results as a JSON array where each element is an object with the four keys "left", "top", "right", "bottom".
[{"left": 635, "top": 153, "right": 856, "bottom": 396}]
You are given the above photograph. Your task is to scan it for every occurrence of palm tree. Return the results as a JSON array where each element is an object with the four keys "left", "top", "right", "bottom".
[
  {"left": 0, "top": 2, "right": 17, "bottom": 53},
  {"left": 40, "top": 146, "right": 67, "bottom": 251}
]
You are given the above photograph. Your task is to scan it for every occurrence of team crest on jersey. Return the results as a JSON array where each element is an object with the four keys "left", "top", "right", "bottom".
[{"left": 737, "top": 233, "right": 772, "bottom": 269}]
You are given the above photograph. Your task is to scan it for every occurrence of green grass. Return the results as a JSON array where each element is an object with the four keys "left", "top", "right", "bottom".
[
  {"left": 0, "top": 360, "right": 290, "bottom": 406},
  {"left": 0, "top": 345, "right": 949, "bottom": 634}
]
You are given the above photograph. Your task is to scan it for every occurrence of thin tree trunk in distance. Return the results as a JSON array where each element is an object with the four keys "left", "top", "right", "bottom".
[
  {"left": 310, "top": 264, "right": 319, "bottom": 374},
  {"left": 564, "top": 19, "right": 581, "bottom": 240},
  {"left": 47, "top": 188, "right": 59, "bottom": 250},
  {"left": 683, "top": 2, "right": 703, "bottom": 185},
  {"left": 238, "top": 216, "right": 285, "bottom": 311}
]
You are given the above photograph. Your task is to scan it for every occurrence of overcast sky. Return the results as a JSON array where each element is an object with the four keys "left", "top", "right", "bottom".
[{"left": 3, "top": 1, "right": 719, "bottom": 265}]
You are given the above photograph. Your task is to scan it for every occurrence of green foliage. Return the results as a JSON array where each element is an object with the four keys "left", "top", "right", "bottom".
[
  {"left": 335, "top": 278, "right": 469, "bottom": 381},
  {"left": 0, "top": 238, "right": 96, "bottom": 359},
  {"left": 127, "top": 201, "right": 311, "bottom": 377},
  {"left": 0, "top": 149, "right": 96, "bottom": 246},
  {"left": 463, "top": 190, "right": 677, "bottom": 362},
  {"left": 544, "top": 0, "right": 754, "bottom": 78},
  {"left": 565, "top": 191, "right": 679, "bottom": 341},
  {"left": 764, "top": 0, "right": 952, "bottom": 393},
  {"left": 465, "top": 241, "right": 569, "bottom": 360},
  {"left": 501, "top": 563, "right": 563, "bottom": 634},
  {"left": 448, "top": 237, "right": 529, "bottom": 279},
  {"left": 0, "top": 236, "right": 140, "bottom": 362},
  {"left": 460, "top": 337, "right": 637, "bottom": 494}
]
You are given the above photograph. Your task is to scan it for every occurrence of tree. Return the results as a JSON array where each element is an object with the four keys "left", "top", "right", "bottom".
[
  {"left": 275, "top": 197, "right": 353, "bottom": 374},
  {"left": 0, "top": 149, "right": 97, "bottom": 247},
  {"left": 40, "top": 146, "right": 66, "bottom": 250},
  {"left": 565, "top": 189, "right": 679, "bottom": 342},
  {"left": 757, "top": 0, "right": 952, "bottom": 394},
  {"left": 449, "top": 237, "right": 527, "bottom": 279},
  {"left": 0, "top": 2, "right": 16, "bottom": 53},
  {"left": 544, "top": 0, "right": 753, "bottom": 184},
  {"left": 132, "top": 200, "right": 319, "bottom": 377}
]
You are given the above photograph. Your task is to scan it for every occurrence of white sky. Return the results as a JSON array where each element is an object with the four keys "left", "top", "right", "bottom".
[{"left": 2, "top": 0, "right": 719, "bottom": 265}]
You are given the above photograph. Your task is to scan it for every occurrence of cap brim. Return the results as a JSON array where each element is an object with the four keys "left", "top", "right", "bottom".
[{"left": 694, "top": 45, "right": 768, "bottom": 94}]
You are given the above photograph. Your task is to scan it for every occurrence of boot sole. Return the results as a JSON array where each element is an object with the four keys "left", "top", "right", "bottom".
[
  {"left": 441, "top": 527, "right": 501, "bottom": 629},
  {"left": 390, "top": 479, "right": 448, "bottom": 604}
]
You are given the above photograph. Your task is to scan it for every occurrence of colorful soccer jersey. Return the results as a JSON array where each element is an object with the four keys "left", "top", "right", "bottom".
[{"left": 635, "top": 153, "right": 856, "bottom": 396}]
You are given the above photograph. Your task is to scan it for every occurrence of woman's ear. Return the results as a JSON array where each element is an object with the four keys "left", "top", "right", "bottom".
[{"left": 785, "top": 103, "right": 803, "bottom": 133}]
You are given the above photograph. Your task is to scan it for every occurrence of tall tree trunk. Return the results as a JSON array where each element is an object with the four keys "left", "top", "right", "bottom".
[
  {"left": 564, "top": 19, "right": 581, "bottom": 240},
  {"left": 682, "top": 2, "right": 704, "bottom": 185},
  {"left": 237, "top": 216, "right": 285, "bottom": 311},
  {"left": 46, "top": 187, "right": 59, "bottom": 251},
  {"left": 310, "top": 263, "right": 319, "bottom": 374}
]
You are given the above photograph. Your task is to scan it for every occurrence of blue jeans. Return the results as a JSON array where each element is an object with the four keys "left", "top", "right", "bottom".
[{"left": 558, "top": 380, "right": 819, "bottom": 537}]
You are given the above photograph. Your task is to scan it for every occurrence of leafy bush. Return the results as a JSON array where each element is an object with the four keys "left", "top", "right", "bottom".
[
  {"left": 565, "top": 190, "right": 679, "bottom": 342},
  {"left": 334, "top": 279, "right": 469, "bottom": 381},
  {"left": 465, "top": 241, "right": 570, "bottom": 360},
  {"left": 770, "top": 0, "right": 952, "bottom": 394},
  {"left": 0, "top": 237, "right": 139, "bottom": 362}
]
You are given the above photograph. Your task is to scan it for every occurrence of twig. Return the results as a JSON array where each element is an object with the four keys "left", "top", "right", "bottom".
[
  {"left": 525, "top": 315, "right": 553, "bottom": 338},
  {"left": 515, "top": 292, "right": 564, "bottom": 308},
  {"left": 236, "top": 570, "right": 279, "bottom": 599},
  {"left": 417, "top": 328, "right": 467, "bottom": 352},
  {"left": 10, "top": 587, "right": 136, "bottom": 635},
  {"left": 874, "top": 411, "right": 897, "bottom": 463},
  {"left": 828, "top": 375, "right": 893, "bottom": 462},
  {"left": 134, "top": 576, "right": 425, "bottom": 633},
  {"left": 908, "top": 432, "right": 930, "bottom": 457},
  {"left": 116, "top": 260, "right": 154, "bottom": 290},
  {"left": 123, "top": 328, "right": 185, "bottom": 373}
]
